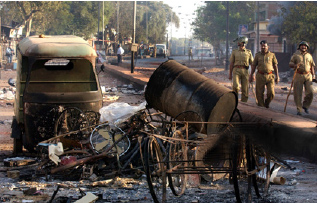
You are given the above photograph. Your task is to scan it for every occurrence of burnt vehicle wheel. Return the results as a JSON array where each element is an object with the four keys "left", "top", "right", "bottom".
[
  {"left": 11, "top": 117, "right": 23, "bottom": 154},
  {"left": 53, "top": 107, "right": 91, "bottom": 149},
  {"left": 23, "top": 132, "right": 36, "bottom": 152}
]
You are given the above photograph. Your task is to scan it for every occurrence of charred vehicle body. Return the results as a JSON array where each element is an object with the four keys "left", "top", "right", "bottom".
[{"left": 11, "top": 35, "right": 103, "bottom": 152}]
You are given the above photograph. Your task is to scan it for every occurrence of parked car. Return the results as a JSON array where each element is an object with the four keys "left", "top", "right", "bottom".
[
  {"left": 11, "top": 35, "right": 103, "bottom": 153},
  {"left": 155, "top": 44, "right": 167, "bottom": 58}
]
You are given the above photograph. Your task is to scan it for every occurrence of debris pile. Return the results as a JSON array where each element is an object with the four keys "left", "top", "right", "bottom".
[
  {"left": 0, "top": 87, "right": 15, "bottom": 100},
  {"left": 101, "top": 84, "right": 145, "bottom": 102},
  {"left": 1, "top": 102, "right": 162, "bottom": 202}
]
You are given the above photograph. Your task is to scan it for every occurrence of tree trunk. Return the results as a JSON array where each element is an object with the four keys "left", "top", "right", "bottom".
[{"left": 26, "top": 18, "right": 32, "bottom": 37}]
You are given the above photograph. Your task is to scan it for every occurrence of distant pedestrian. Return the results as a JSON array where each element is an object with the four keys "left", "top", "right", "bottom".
[
  {"left": 289, "top": 41, "right": 315, "bottom": 115},
  {"left": 229, "top": 36, "right": 253, "bottom": 102},
  {"left": 6, "top": 46, "right": 14, "bottom": 63},
  {"left": 249, "top": 40, "right": 279, "bottom": 108},
  {"left": 117, "top": 44, "right": 124, "bottom": 64},
  {"left": 153, "top": 46, "right": 157, "bottom": 58},
  {"left": 188, "top": 47, "right": 193, "bottom": 60}
]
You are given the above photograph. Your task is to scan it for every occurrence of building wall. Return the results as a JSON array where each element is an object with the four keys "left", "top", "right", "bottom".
[{"left": 248, "top": 2, "right": 284, "bottom": 54}]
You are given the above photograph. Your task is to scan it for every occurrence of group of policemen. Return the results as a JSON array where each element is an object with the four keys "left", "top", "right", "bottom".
[{"left": 229, "top": 37, "right": 315, "bottom": 116}]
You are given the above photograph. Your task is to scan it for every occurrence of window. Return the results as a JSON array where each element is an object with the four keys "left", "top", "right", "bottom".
[{"left": 26, "top": 59, "right": 98, "bottom": 92}]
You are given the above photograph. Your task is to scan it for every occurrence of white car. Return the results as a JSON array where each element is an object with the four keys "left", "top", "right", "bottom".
[{"left": 155, "top": 44, "right": 167, "bottom": 58}]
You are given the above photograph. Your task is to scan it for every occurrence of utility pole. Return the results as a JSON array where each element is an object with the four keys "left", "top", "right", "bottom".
[
  {"left": 98, "top": 1, "right": 100, "bottom": 51},
  {"left": 225, "top": 1, "right": 229, "bottom": 70},
  {"left": 170, "top": 12, "right": 173, "bottom": 56},
  {"left": 131, "top": 1, "right": 136, "bottom": 73},
  {"left": 184, "top": 27, "right": 187, "bottom": 56},
  {"left": 166, "top": 33, "right": 168, "bottom": 50},
  {"left": 256, "top": 1, "right": 260, "bottom": 53},
  {"left": 116, "top": 1, "right": 120, "bottom": 50},
  {"left": 0, "top": 14, "right": 1, "bottom": 76},
  {"left": 102, "top": 1, "right": 105, "bottom": 50},
  {"left": 146, "top": 1, "right": 148, "bottom": 44}
]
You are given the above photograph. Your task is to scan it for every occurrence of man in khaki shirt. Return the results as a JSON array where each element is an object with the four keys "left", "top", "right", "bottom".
[
  {"left": 229, "top": 36, "right": 253, "bottom": 102},
  {"left": 289, "top": 41, "right": 315, "bottom": 115},
  {"left": 249, "top": 40, "right": 279, "bottom": 108}
]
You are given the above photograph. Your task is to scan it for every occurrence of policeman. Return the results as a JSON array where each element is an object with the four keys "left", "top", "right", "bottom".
[
  {"left": 249, "top": 40, "right": 279, "bottom": 108},
  {"left": 229, "top": 36, "right": 253, "bottom": 102},
  {"left": 289, "top": 41, "right": 315, "bottom": 115}
]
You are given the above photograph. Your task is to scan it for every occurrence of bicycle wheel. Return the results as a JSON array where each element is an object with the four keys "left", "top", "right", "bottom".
[
  {"left": 147, "top": 109, "right": 172, "bottom": 137},
  {"left": 167, "top": 130, "right": 187, "bottom": 196},
  {"left": 231, "top": 134, "right": 252, "bottom": 203},
  {"left": 251, "top": 144, "right": 271, "bottom": 198},
  {"left": 144, "top": 137, "right": 167, "bottom": 203},
  {"left": 90, "top": 123, "right": 130, "bottom": 156}
]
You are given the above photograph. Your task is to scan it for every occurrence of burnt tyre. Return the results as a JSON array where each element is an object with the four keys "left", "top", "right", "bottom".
[{"left": 11, "top": 117, "right": 23, "bottom": 154}]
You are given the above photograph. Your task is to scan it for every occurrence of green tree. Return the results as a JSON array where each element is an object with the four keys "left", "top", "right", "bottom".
[
  {"left": 281, "top": 1, "right": 317, "bottom": 53},
  {"left": 143, "top": 1, "right": 179, "bottom": 44},
  {"left": 2, "top": 1, "right": 115, "bottom": 39},
  {"left": 3, "top": 1, "right": 62, "bottom": 36},
  {"left": 2, "top": 1, "right": 176, "bottom": 43},
  {"left": 192, "top": 1, "right": 255, "bottom": 52},
  {"left": 106, "top": 1, "right": 179, "bottom": 45}
]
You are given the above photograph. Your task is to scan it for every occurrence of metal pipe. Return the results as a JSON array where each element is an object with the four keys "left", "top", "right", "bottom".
[
  {"left": 225, "top": 1, "right": 229, "bottom": 70},
  {"left": 145, "top": 60, "right": 237, "bottom": 134},
  {"left": 131, "top": 1, "right": 136, "bottom": 73},
  {"left": 102, "top": 1, "right": 105, "bottom": 48},
  {"left": 256, "top": 1, "right": 260, "bottom": 53}
]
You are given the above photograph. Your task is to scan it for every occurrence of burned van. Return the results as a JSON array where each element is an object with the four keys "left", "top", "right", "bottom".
[{"left": 11, "top": 35, "right": 103, "bottom": 152}]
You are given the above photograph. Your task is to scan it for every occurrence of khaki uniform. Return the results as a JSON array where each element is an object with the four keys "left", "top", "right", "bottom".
[
  {"left": 253, "top": 51, "right": 278, "bottom": 107},
  {"left": 230, "top": 48, "right": 253, "bottom": 102},
  {"left": 289, "top": 50, "right": 315, "bottom": 113}
]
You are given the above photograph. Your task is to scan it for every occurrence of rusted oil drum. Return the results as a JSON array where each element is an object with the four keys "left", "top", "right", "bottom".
[{"left": 145, "top": 60, "right": 238, "bottom": 134}]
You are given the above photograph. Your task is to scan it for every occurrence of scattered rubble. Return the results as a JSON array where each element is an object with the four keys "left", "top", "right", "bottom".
[
  {"left": 0, "top": 87, "right": 15, "bottom": 100},
  {"left": 1, "top": 64, "right": 317, "bottom": 203}
]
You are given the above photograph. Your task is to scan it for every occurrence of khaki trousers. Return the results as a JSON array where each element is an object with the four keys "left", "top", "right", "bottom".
[
  {"left": 232, "top": 68, "right": 249, "bottom": 102},
  {"left": 293, "top": 73, "right": 313, "bottom": 113},
  {"left": 255, "top": 73, "right": 275, "bottom": 107}
]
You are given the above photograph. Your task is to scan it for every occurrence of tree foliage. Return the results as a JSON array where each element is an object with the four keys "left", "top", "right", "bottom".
[
  {"left": 1, "top": 1, "right": 178, "bottom": 44},
  {"left": 192, "top": 1, "right": 255, "bottom": 51},
  {"left": 106, "top": 1, "right": 179, "bottom": 44},
  {"left": 3, "top": 1, "right": 61, "bottom": 36},
  {"left": 281, "top": 1, "right": 317, "bottom": 52}
]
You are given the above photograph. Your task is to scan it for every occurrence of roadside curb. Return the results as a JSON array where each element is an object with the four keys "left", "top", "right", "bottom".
[{"left": 103, "top": 62, "right": 149, "bottom": 88}]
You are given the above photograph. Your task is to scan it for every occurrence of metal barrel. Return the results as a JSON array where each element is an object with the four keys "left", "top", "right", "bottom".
[{"left": 145, "top": 60, "right": 238, "bottom": 134}]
